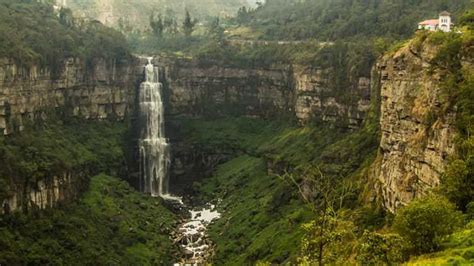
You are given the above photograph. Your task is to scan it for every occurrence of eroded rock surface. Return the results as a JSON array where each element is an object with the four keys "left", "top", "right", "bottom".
[
  {"left": 375, "top": 41, "right": 459, "bottom": 212},
  {"left": 0, "top": 58, "right": 138, "bottom": 135}
]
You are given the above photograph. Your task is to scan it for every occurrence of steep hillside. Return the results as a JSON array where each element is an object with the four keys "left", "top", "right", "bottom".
[
  {"left": 65, "top": 0, "right": 249, "bottom": 28},
  {"left": 235, "top": 0, "right": 471, "bottom": 40},
  {"left": 0, "top": 174, "right": 178, "bottom": 264},
  {"left": 0, "top": 0, "right": 130, "bottom": 71}
]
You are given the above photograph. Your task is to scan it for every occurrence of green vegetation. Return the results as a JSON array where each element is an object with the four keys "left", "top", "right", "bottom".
[
  {"left": 0, "top": 118, "right": 128, "bottom": 206},
  {"left": 357, "top": 231, "right": 409, "bottom": 264},
  {"left": 68, "top": 0, "right": 248, "bottom": 29},
  {"left": 203, "top": 155, "right": 314, "bottom": 264},
  {"left": 407, "top": 222, "right": 474, "bottom": 265},
  {"left": 174, "top": 113, "right": 379, "bottom": 264},
  {"left": 0, "top": 115, "right": 177, "bottom": 264},
  {"left": 430, "top": 28, "right": 474, "bottom": 212},
  {"left": 235, "top": 0, "right": 471, "bottom": 41},
  {"left": 0, "top": 0, "right": 130, "bottom": 74},
  {"left": 394, "top": 194, "right": 464, "bottom": 254},
  {"left": 0, "top": 174, "right": 177, "bottom": 264}
]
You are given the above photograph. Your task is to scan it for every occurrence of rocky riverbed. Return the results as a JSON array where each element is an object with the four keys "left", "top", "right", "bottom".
[{"left": 164, "top": 196, "right": 221, "bottom": 265}]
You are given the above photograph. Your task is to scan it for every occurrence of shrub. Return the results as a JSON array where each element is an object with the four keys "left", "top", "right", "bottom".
[
  {"left": 393, "top": 194, "right": 464, "bottom": 254},
  {"left": 466, "top": 202, "right": 474, "bottom": 220},
  {"left": 357, "top": 231, "right": 409, "bottom": 264},
  {"left": 441, "top": 159, "right": 474, "bottom": 210}
]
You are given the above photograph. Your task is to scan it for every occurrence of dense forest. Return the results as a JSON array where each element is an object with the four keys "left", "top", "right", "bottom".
[
  {"left": 233, "top": 0, "right": 471, "bottom": 40},
  {"left": 0, "top": 0, "right": 130, "bottom": 72}
]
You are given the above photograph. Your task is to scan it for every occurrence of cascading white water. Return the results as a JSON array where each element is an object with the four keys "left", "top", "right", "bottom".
[
  {"left": 139, "top": 57, "right": 170, "bottom": 197},
  {"left": 138, "top": 58, "right": 220, "bottom": 265}
]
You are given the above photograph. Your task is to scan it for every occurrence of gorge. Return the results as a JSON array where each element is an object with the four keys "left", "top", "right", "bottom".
[{"left": 0, "top": 0, "right": 473, "bottom": 264}]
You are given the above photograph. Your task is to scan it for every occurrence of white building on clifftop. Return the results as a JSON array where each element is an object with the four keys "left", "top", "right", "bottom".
[{"left": 418, "top": 11, "right": 452, "bottom": 32}]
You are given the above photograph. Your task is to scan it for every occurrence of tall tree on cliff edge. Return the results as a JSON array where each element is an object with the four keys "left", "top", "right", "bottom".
[{"left": 182, "top": 9, "right": 196, "bottom": 37}]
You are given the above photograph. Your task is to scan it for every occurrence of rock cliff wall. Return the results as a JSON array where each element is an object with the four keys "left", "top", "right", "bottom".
[
  {"left": 1, "top": 55, "right": 373, "bottom": 211},
  {"left": 1, "top": 57, "right": 139, "bottom": 214},
  {"left": 0, "top": 58, "right": 139, "bottom": 135},
  {"left": 292, "top": 65, "right": 371, "bottom": 129},
  {"left": 153, "top": 57, "right": 371, "bottom": 127},
  {"left": 2, "top": 173, "right": 87, "bottom": 215},
  {"left": 375, "top": 41, "right": 458, "bottom": 213},
  {"left": 150, "top": 56, "right": 372, "bottom": 194}
]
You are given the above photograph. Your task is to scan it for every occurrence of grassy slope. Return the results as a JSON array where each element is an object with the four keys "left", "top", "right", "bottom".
[
  {"left": 203, "top": 155, "right": 313, "bottom": 264},
  {"left": 0, "top": 174, "right": 177, "bottom": 265},
  {"left": 0, "top": 119, "right": 179, "bottom": 264},
  {"left": 0, "top": 120, "right": 128, "bottom": 200},
  {"left": 177, "top": 116, "right": 378, "bottom": 264},
  {"left": 407, "top": 222, "right": 474, "bottom": 265}
]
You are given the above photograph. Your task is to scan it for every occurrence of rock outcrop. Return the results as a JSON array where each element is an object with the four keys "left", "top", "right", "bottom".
[
  {"left": 293, "top": 65, "right": 371, "bottom": 129},
  {"left": 375, "top": 40, "right": 458, "bottom": 213},
  {"left": 2, "top": 173, "right": 87, "bottom": 215},
  {"left": 0, "top": 57, "right": 139, "bottom": 135},
  {"left": 153, "top": 57, "right": 371, "bottom": 128},
  {"left": 1, "top": 57, "right": 139, "bottom": 213}
]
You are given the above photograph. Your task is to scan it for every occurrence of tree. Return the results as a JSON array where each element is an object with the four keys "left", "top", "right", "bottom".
[
  {"left": 207, "top": 17, "right": 224, "bottom": 44},
  {"left": 182, "top": 9, "right": 196, "bottom": 37},
  {"left": 236, "top": 6, "right": 250, "bottom": 24},
  {"left": 356, "top": 231, "right": 409, "bottom": 264},
  {"left": 393, "top": 194, "right": 463, "bottom": 254},
  {"left": 58, "top": 8, "right": 74, "bottom": 27},
  {"left": 284, "top": 167, "right": 355, "bottom": 265},
  {"left": 149, "top": 13, "right": 164, "bottom": 37},
  {"left": 163, "top": 8, "right": 178, "bottom": 35},
  {"left": 441, "top": 159, "right": 474, "bottom": 210},
  {"left": 459, "top": 9, "right": 474, "bottom": 28}
]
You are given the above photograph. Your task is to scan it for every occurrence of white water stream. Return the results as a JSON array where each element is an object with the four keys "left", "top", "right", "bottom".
[{"left": 174, "top": 204, "right": 221, "bottom": 265}]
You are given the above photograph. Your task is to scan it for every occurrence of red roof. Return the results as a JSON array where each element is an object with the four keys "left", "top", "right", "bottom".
[{"left": 419, "top": 19, "right": 439, "bottom": 26}]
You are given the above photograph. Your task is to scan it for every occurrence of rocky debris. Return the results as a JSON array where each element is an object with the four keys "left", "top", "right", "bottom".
[{"left": 169, "top": 201, "right": 221, "bottom": 265}]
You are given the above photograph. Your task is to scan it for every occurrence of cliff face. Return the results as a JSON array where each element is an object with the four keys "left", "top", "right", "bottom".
[
  {"left": 1, "top": 55, "right": 373, "bottom": 211},
  {"left": 293, "top": 66, "right": 371, "bottom": 129},
  {"left": 375, "top": 41, "right": 458, "bottom": 213},
  {"left": 1, "top": 57, "right": 139, "bottom": 213},
  {"left": 151, "top": 57, "right": 372, "bottom": 194},
  {"left": 155, "top": 57, "right": 371, "bottom": 127},
  {"left": 2, "top": 173, "right": 87, "bottom": 214},
  {"left": 0, "top": 58, "right": 138, "bottom": 135}
]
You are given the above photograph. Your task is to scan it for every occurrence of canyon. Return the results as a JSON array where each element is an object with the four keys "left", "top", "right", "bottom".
[{"left": 0, "top": 44, "right": 458, "bottom": 214}]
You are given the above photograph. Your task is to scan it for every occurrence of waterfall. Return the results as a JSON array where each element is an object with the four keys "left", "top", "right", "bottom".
[{"left": 139, "top": 57, "right": 170, "bottom": 197}]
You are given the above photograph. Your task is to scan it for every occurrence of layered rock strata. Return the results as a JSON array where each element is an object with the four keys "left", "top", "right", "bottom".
[
  {"left": 0, "top": 58, "right": 138, "bottom": 135},
  {"left": 1, "top": 57, "right": 139, "bottom": 213},
  {"left": 375, "top": 41, "right": 458, "bottom": 212}
]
